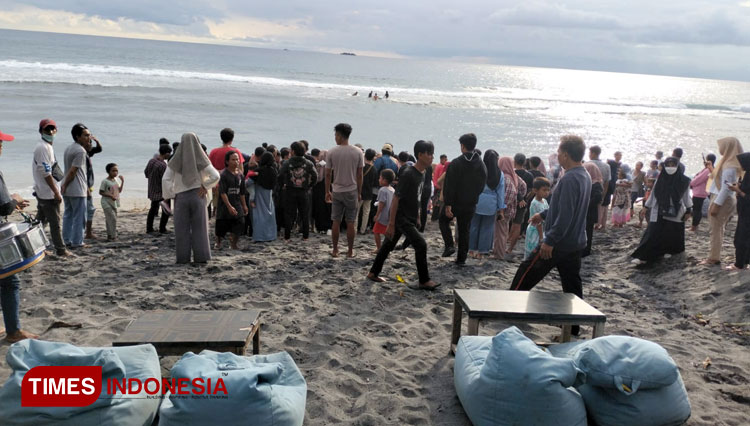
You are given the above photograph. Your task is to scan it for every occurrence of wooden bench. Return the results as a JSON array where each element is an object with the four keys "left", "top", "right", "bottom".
[
  {"left": 451, "top": 289, "right": 605, "bottom": 354},
  {"left": 114, "top": 310, "right": 261, "bottom": 356}
]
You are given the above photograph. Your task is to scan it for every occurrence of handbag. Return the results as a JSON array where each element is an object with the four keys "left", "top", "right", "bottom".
[
  {"left": 658, "top": 201, "right": 678, "bottom": 218},
  {"left": 51, "top": 162, "right": 64, "bottom": 182}
]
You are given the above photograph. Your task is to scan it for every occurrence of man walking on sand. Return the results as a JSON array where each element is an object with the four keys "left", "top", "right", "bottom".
[
  {"left": 440, "top": 133, "right": 487, "bottom": 265},
  {"left": 510, "top": 135, "right": 591, "bottom": 335},
  {"left": 325, "top": 123, "right": 364, "bottom": 257},
  {"left": 368, "top": 140, "right": 439, "bottom": 290}
]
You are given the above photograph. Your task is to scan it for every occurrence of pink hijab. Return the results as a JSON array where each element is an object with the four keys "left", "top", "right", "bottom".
[
  {"left": 584, "top": 162, "right": 603, "bottom": 185},
  {"left": 498, "top": 157, "right": 518, "bottom": 188}
]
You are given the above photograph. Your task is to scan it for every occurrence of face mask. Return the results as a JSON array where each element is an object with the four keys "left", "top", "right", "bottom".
[
  {"left": 664, "top": 166, "right": 677, "bottom": 175},
  {"left": 41, "top": 133, "right": 54, "bottom": 143}
]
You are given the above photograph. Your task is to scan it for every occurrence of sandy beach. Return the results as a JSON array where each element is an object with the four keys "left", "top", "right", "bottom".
[{"left": 0, "top": 205, "right": 748, "bottom": 425}]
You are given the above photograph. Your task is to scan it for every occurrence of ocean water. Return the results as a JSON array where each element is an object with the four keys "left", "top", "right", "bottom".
[{"left": 1, "top": 29, "right": 749, "bottom": 199}]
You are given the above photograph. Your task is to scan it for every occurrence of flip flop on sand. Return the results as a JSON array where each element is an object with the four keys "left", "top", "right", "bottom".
[{"left": 699, "top": 259, "right": 721, "bottom": 266}]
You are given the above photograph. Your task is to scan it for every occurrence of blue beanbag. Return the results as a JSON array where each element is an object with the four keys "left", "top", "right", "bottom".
[
  {"left": 0, "top": 340, "right": 161, "bottom": 426},
  {"left": 548, "top": 336, "right": 679, "bottom": 394},
  {"left": 454, "top": 327, "right": 587, "bottom": 426},
  {"left": 578, "top": 375, "right": 691, "bottom": 426},
  {"left": 159, "top": 350, "right": 306, "bottom": 426}
]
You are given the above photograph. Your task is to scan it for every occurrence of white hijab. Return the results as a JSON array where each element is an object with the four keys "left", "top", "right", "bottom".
[{"left": 169, "top": 132, "right": 210, "bottom": 189}]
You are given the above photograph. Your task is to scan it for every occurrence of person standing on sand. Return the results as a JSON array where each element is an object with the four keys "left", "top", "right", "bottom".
[
  {"left": 582, "top": 162, "right": 604, "bottom": 257},
  {"left": 701, "top": 137, "right": 744, "bottom": 265},
  {"left": 631, "top": 156, "right": 692, "bottom": 265},
  {"left": 0, "top": 128, "right": 39, "bottom": 343},
  {"left": 325, "top": 123, "right": 364, "bottom": 258},
  {"left": 32, "top": 118, "right": 70, "bottom": 257},
  {"left": 440, "top": 133, "right": 487, "bottom": 265},
  {"left": 162, "top": 132, "right": 220, "bottom": 264},
  {"left": 726, "top": 152, "right": 750, "bottom": 270},
  {"left": 144, "top": 144, "right": 172, "bottom": 234},
  {"left": 510, "top": 135, "right": 591, "bottom": 335},
  {"left": 209, "top": 128, "right": 244, "bottom": 215},
  {"left": 588, "top": 145, "right": 610, "bottom": 230},
  {"left": 368, "top": 140, "right": 439, "bottom": 290},
  {"left": 61, "top": 123, "right": 92, "bottom": 249},
  {"left": 83, "top": 129, "right": 103, "bottom": 240},
  {"left": 689, "top": 153, "right": 715, "bottom": 232}
]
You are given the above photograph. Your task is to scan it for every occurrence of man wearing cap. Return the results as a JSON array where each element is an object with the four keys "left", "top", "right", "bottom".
[
  {"left": 0, "top": 128, "right": 39, "bottom": 343},
  {"left": 32, "top": 119, "right": 70, "bottom": 256},
  {"left": 373, "top": 143, "right": 399, "bottom": 176},
  {"left": 61, "top": 123, "right": 91, "bottom": 249}
]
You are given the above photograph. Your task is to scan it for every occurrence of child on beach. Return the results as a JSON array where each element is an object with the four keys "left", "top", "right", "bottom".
[
  {"left": 611, "top": 168, "right": 631, "bottom": 227},
  {"left": 373, "top": 169, "right": 396, "bottom": 251},
  {"left": 99, "top": 163, "right": 124, "bottom": 241},
  {"left": 216, "top": 151, "right": 248, "bottom": 250},
  {"left": 638, "top": 179, "right": 655, "bottom": 228},
  {"left": 524, "top": 177, "right": 550, "bottom": 260}
]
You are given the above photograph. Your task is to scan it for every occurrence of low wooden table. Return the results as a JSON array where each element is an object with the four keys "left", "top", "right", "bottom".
[
  {"left": 114, "top": 310, "right": 261, "bottom": 356},
  {"left": 451, "top": 289, "right": 605, "bottom": 354}
]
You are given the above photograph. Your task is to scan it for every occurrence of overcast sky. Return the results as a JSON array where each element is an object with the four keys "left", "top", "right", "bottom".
[{"left": 1, "top": 1, "right": 750, "bottom": 81}]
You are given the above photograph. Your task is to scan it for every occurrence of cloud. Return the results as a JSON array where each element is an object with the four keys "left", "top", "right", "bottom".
[
  {"left": 489, "top": 2, "right": 623, "bottom": 30},
  {"left": 629, "top": 9, "right": 750, "bottom": 46}
]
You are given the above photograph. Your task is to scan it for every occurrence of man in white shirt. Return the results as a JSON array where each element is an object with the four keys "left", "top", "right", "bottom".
[{"left": 32, "top": 119, "right": 70, "bottom": 256}]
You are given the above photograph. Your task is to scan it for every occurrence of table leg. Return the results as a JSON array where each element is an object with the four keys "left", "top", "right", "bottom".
[
  {"left": 467, "top": 317, "right": 479, "bottom": 336},
  {"left": 593, "top": 322, "right": 605, "bottom": 338},
  {"left": 451, "top": 300, "right": 462, "bottom": 354},
  {"left": 253, "top": 326, "right": 261, "bottom": 355},
  {"left": 561, "top": 325, "right": 572, "bottom": 342}
]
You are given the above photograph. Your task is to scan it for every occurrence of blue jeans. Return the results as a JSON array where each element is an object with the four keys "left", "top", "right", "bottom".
[
  {"left": 63, "top": 196, "right": 86, "bottom": 247},
  {"left": 469, "top": 213, "right": 495, "bottom": 253},
  {"left": 1, "top": 275, "right": 21, "bottom": 334}
]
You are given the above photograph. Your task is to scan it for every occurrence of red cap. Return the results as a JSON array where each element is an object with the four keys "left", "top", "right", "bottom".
[
  {"left": 0, "top": 129, "right": 14, "bottom": 142},
  {"left": 39, "top": 118, "right": 57, "bottom": 132}
]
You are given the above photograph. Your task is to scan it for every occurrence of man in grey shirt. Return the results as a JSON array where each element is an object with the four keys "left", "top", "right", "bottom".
[
  {"left": 61, "top": 123, "right": 91, "bottom": 249},
  {"left": 510, "top": 135, "right": 591, "bottom": 334}
]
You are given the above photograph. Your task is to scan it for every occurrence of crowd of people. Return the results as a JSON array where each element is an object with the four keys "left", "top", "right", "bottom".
[{"left": 0, "top": 117, "right": 748, "bottom": 343}]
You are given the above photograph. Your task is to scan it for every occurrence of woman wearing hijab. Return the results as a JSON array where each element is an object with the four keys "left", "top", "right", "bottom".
[
  {"left": 727, "top": 152, "right": 750, "bottom": 270},
  {"left": 251, "top": 151, "right": 278, "bottom": 242},
  {"left": 701, "top": 137, "right": 743, "bottom": 265},
  {"left": 582, "top": 162, "right": 604, "bottom": 257},
  {"left": 631, "top": 156, "right": 692, "bottom": 265},
  {"left": 493, "top": 156, "right": 525, "bottom": 259},
  {"left": 162, "top": 133, "right": 220, "bottom": 264},
  {"left": 468, "top": 150, "right": 506, "bottom": 258}
]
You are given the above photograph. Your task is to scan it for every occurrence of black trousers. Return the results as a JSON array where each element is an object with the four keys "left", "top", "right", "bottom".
[
  {"left": 284, "top": 189, "right": 309, "bottom": 239},
  {"left": 734, "top": 215, "right": 750, "bottom": 268},
  {"left": 147, "top": 199, "right": 169, "bottom": 233},
  {"left": 692, "top": 197, "right": 706, "bottom": 227},
  {"left": 439, "top": 205, "right": 474, "bottom": 262},
  {"left": 370, "top": 220, "right": 430, "bottom": 284},
  {"left": 510, "top": 247, "right": 583, "bottom": 334}
]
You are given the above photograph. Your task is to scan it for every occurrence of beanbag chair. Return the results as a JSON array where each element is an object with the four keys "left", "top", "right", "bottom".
[
  {"left": 159, "top": 350, "right": 306, "bottom": 426},
  {"left": 454, "top": 327, "right": 587, "bottom": 426},
  {"left": 578, "top": 375, "right": 691, "bottom": 426},
  {"left": 0, "top": 340, "right": 160, "bottom": 426},
  {"left": 548, "top": 336, "right": 679, "bottom": 394}
]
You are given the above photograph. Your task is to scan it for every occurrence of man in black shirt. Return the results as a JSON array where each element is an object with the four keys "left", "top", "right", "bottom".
[{"left": 367, "top": 140, "right": 439, "bottom": 290}]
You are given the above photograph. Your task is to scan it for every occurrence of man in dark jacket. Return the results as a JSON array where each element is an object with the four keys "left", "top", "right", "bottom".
[
  {"left": 510, "top": 134, "right": 591, "bottom": 335},
  {"left": 279, "top": 141, "right": 318, "bottom": 240},
  {"left": 440, "top": 133, "right": 487, "bottom": 265}
]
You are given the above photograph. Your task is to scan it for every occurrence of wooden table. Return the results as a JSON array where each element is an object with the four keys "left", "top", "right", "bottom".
[
  {"left": 113, "top": 310, "right": 261, "bottom": 356},
  {"left": 451, "top": 289, "right": 605, "bottom": 354}
]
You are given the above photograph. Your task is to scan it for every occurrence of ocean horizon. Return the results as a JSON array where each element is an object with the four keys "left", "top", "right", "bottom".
[{"left": 1, "top": 28, "right": 749, "bottom": 199}]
